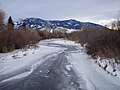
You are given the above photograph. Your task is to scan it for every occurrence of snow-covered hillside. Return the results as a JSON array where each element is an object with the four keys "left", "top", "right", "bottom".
[{"left": 14, "top": 18, "right": 103, "bottom": 30}]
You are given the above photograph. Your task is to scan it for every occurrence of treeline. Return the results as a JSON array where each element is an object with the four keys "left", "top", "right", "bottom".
[
  {"left": 38, "top": 27, "right": 67, "bottom": 39},
  {"left": 0, "top": 10, "right": 40, "bottom": 53}
]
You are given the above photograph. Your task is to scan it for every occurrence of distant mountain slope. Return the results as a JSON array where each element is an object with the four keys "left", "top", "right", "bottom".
[{"left": 15, "top": 18, "right": 103, "bottom": 30}]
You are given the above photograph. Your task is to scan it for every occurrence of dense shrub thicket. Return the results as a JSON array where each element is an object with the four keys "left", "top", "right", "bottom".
[{"left": 79, "top": 26, "right": 120, "bottom": 63}]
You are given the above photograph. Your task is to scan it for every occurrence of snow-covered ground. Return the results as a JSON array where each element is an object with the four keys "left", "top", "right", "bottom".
[
  {"left": 67, "top": 48, "right": 120, "bottom": 90},
  {"left": 41, "top": 39, "right": 120, "bottom": 90},
  {"left": 0, "top": 43, "right": 65, "bottom": 82},
  {"left": 0, "top": 39, "right": 120, "bottom": 90},
  {"left": 40, "top": 38, "right": 76, "bottom": 45}
]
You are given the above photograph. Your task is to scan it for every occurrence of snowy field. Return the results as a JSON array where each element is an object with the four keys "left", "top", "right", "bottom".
[{"left": 0, "top": 39, "right": 120, "bottom": 90}]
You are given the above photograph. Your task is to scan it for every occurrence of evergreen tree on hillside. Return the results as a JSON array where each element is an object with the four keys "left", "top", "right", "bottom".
[
  {"left": 6, "top": 16, "right": 15, "bottom": 51},
  {"left": 21, "top": 22, "right": 27, "bottom": 30},
  {"left": 7, "top": 16, "right": 14, "bottom": 30},
  {"left": 8, "top": 16, "right": 14, "bottom": 25}
]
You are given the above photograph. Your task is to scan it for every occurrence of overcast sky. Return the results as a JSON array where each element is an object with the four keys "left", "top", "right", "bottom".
[{"left": 0, "top": 0, "right": 120, "bottom": 25}]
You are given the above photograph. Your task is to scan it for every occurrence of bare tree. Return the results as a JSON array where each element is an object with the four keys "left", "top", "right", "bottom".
[{"left": 0, "top": 9, "right": 5, "bottom": 31}]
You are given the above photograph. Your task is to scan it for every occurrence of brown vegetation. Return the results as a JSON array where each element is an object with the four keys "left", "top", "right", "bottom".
[
  {"left": 0, "top": 10, "right": 40, "bottom": 53},
  {"left": 67, "top": 31, "right": 81, "bottom": 43},
  {"left": 79, "top": 26, "right": 120, "bottom": 63}
]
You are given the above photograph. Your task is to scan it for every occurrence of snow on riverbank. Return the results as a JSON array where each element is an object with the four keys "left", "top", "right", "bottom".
[
  {"left": 96, "top": 57, "right": 120, "bottom": 78},
  {"left": 67, "top": 50, "right": 120, "bottom": 90},
  {"left": 0, "top": 43, "right": 64, "bottom": 77}
]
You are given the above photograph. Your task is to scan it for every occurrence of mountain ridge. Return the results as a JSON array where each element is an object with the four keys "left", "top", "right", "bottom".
[{"left": 15, "top": 18, "right": 103, "bottom": 30}]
